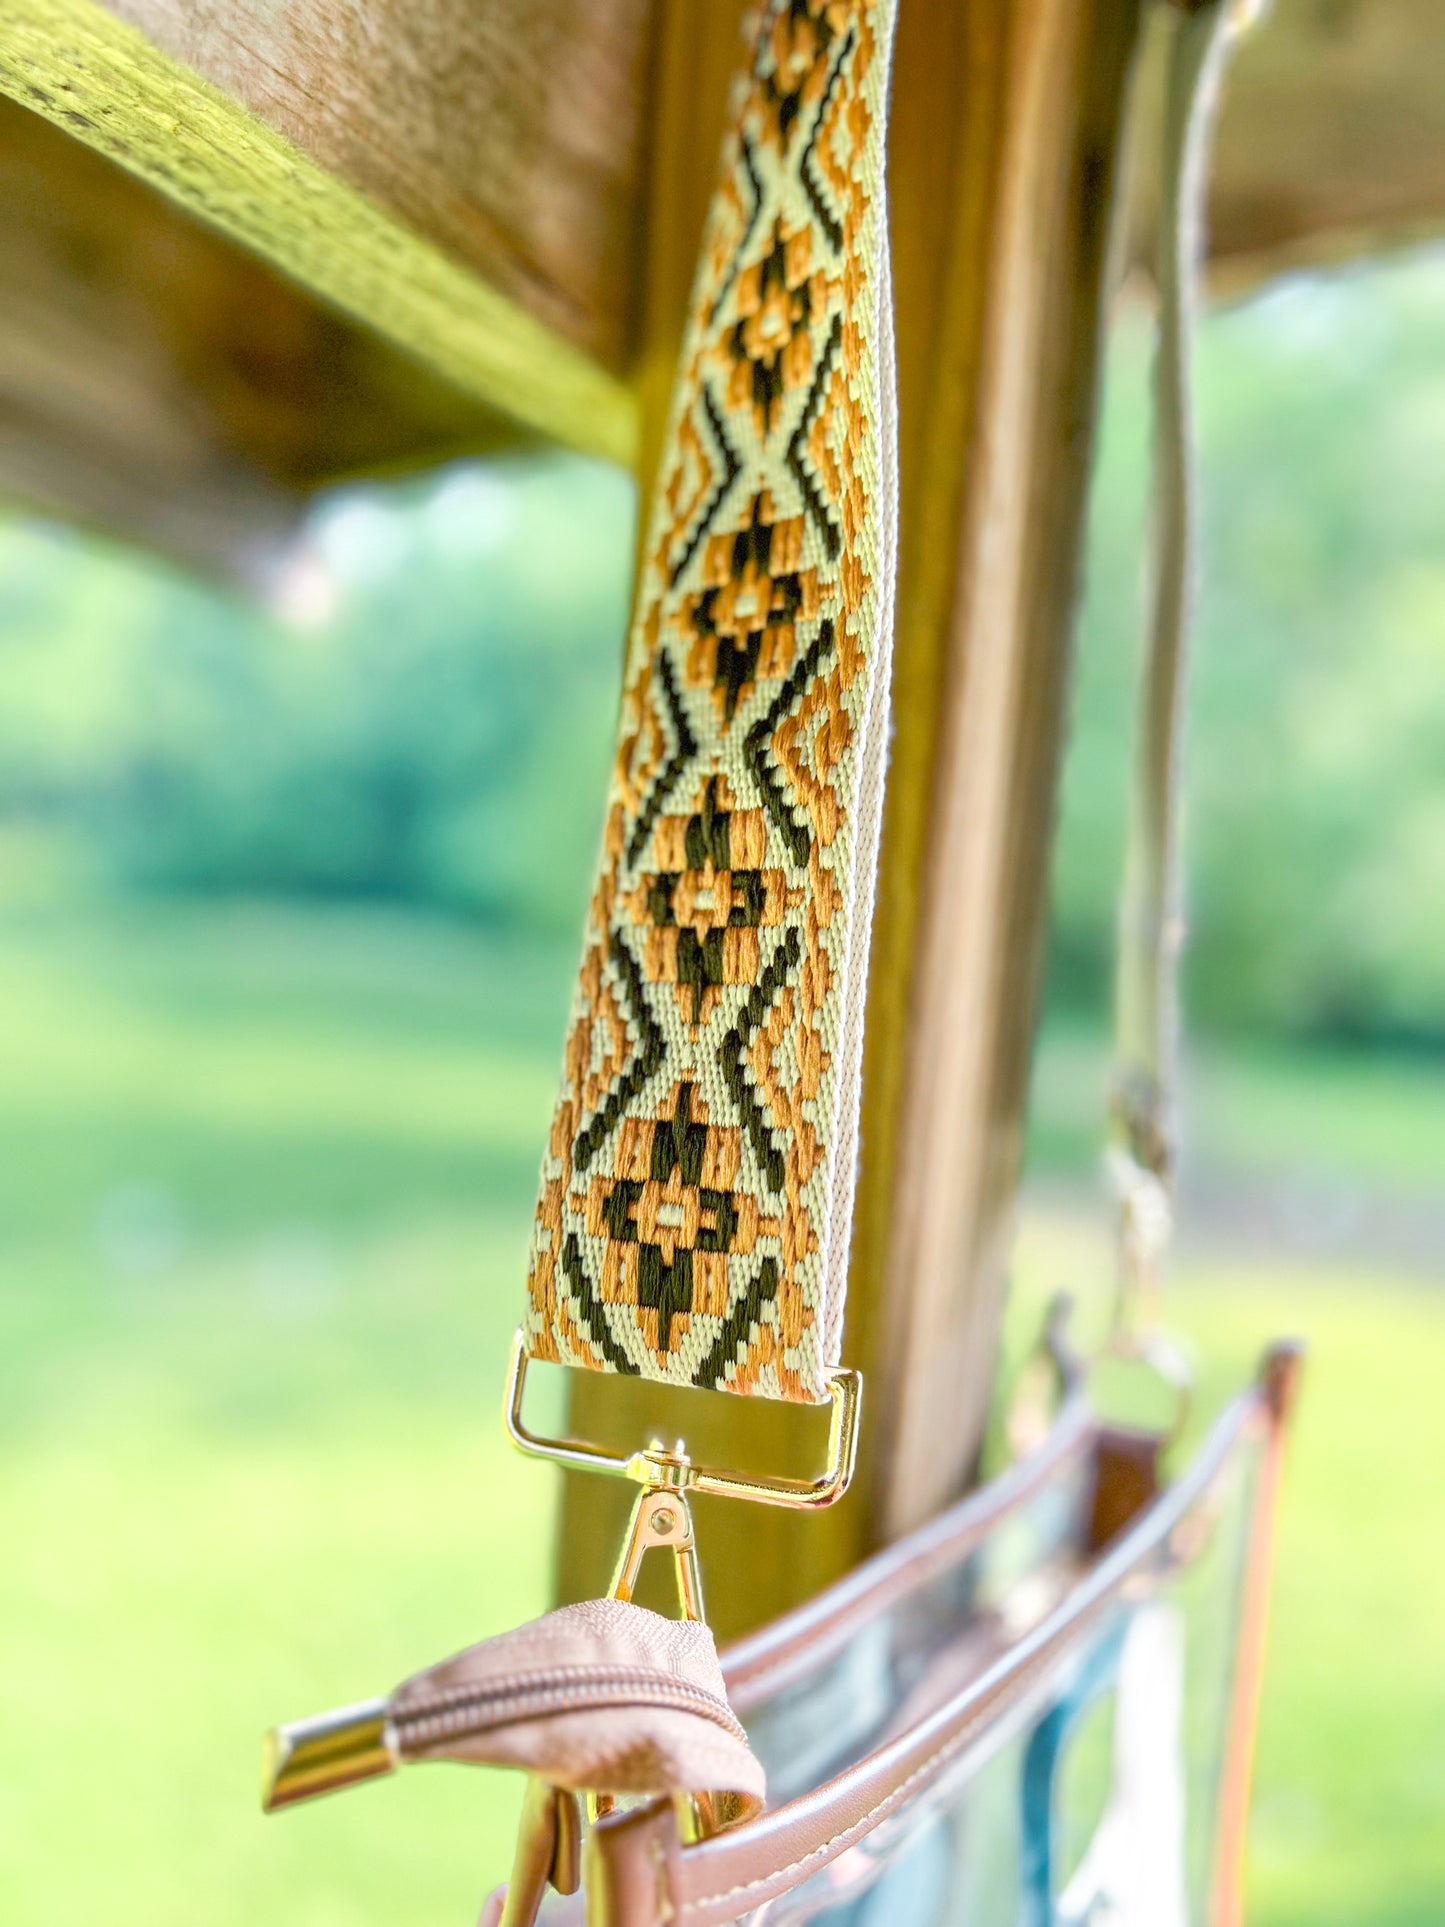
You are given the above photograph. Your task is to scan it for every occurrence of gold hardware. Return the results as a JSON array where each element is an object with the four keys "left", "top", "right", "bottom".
[
  {"left": 503, "top": 1331, "right": 862, "bottom": 1510},
  {"left": 261, "top": 1698, "right": 397, "bottom": 1812},
  {"left": 261, "top": 1340, "right": 861, "bottom": 1892},
  {"left": 550, "top": 1782, "right": 584, "bottom": 1893},
  {"left": 610, "top": 1484, "right": 706, "bottom": 1622},
  {"left": 499, "top": 1777, "right": 583, "bottom": 1927},
  {"left": 506, "top": 1332, "right": 859, "bottom": 1840},
  {"left": 583, "top": 1469, "right": 752, "bottom": 1845},
  {"left": 512, "top": 1331, "right": 863, "bottom": 1850}
]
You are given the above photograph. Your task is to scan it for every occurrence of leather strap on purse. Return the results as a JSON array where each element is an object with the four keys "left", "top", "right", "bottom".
[{"left": 581, "top": 1360, "right": 1296, "bottom": 1927}]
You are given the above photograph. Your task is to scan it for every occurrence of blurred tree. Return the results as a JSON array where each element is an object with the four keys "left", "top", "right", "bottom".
[
  {"left": 1048, "top": 245, "right": 1445, "bottom": 1045},
  {"left": 0, "top": 250, "right": 1440, "bottom": 1043},
  {"left": 0, "top": 457, "right": 633, "bottom": 935}
]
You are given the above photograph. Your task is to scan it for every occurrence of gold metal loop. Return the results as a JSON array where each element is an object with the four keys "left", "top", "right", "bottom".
[
  {"left": 502, "top": 1331, "right": 862, "bottom": 1511},
  {"left": 609, "top": 1485, "right": 705, "bottom": 1622},
  {"left": 505, "top": 1332, "right": 860, "bottom": 1853}
]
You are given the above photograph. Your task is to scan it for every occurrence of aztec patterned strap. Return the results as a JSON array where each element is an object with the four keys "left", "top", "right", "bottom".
[{"left": 525, "top": 0, "right": 899, "bottom": 1404}]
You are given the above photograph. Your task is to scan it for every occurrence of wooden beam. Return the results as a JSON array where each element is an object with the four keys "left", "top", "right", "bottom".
[
  {"left": 94, "top": 0, "right": 651, "bottom": 370},
  {"left": 0, "top": 0, "right": 1440, "bottom": 570},
  {"left": 0, "top": 0, "right": 638, "bottom": 467},
  {"left": 554, "top": 0, "right": 1145, "bottom": 1637},
  {"left": 0, "top": 95, "right": 524, "bottom": 575}
]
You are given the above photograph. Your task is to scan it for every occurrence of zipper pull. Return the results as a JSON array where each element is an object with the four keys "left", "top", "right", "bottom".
[
  {"left": 261, "top": 1597, "right": 764, "bottom": 1816},
  {"left": 262, "top": 1698, "right": 397, "bottom": 1810}
]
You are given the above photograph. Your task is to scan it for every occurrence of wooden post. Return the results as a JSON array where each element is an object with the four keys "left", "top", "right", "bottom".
[
  {"left": 555, "top": 0, "right": 1146, "bottom": 1635},
  {"left": 859, "top": 0, "right": 1146, "bottom": 1541}
]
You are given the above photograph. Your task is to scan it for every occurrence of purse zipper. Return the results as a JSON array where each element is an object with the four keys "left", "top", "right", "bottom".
[{"left": 393, "top": 1662, "right": 748, "bottom": 1757}]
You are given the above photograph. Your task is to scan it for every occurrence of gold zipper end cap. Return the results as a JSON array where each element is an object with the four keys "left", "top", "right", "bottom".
[{"left": 261, "top": 1698, "right": 398, "bottom": 1812}]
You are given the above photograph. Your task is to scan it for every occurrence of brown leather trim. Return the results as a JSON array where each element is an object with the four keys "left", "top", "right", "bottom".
[
  {"left": 1211, "top": 1343, "right": 1304, "bottom": 1927},
  {"left": 590, "top": 1386, "right": 1266, "bottom": 1927},
  {"left": 721, "top": 1392, "right": 1098, "bottom": 1712},
  {"left": 1086, "top": 1422, "right": 1163, "bottom": 1552}
]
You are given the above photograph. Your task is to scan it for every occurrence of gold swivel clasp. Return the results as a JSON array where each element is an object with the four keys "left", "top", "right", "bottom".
[{"left": 609, "top": 1452, "right": 706, "bottom": 1622}]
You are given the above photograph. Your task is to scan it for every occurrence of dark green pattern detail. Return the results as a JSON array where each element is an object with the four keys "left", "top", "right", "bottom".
[
  {"left": 744, "top": 619, "right": 834, "bottom": 867},
  {"left": 695, "top": 1256, "right": 781, "bottom": 1390},
  {"left": 678, "top": 928, "right": 727, "bottom": 1025},
  {"left": 688, "top": 497, "right": 813, "bottom": 723},
  {"left": 799, "top": 27, "right": 854, "bottom": 252},
  {"left": 787, "top": 313, "right": 843, "bottom": 559},
  {"left": 707, "top": 131, "right": 763, "bottom": 329},
  {"left": 560, "top": 1234, "right": 639, "bottom": 1376},
  {"left": 684, "top": 776, "right": 732, "bottom": 869},
  {"left": 727, "top": 228, "right": 822, "bottom": 440},
  {"left": 718, "top": 924, "right": 802, "bottom": 1195},
  {"left": 636, "top": 1243, "right": 694, "bottom": 1354},
  {"left": 650, "top": 1079, "right": 707, "bottom": 1185},
  {"left": 597, "top": 1085, "right": 743, "bottom": 1356},
  {"left": 572, "top": 931, "right": 665, "bottom": 1173},
  {"left": 667, "top": 383, "right": 743, "bottom": 590},
  {"left": 627, "top": 649, "right": 697, "bottom": 868}
]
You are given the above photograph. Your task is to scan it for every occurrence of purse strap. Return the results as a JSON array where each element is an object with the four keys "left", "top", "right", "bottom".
[
  {"left": 1107, "top": 0, "right": 1249, "bottom": 1338},
  {"left": 522, "top": 0, "right": 901, "bottom": 1407}
]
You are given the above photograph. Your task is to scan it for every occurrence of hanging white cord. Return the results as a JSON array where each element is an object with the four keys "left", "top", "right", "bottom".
[{"left": 1108, "top": 0, "right": 1254, "bottom": 1341}]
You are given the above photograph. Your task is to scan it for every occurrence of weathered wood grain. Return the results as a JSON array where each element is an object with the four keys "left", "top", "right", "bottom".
[
  {"left": 0, "top": 0, "right": 1440, "bottom": 571},
  {"left": 0, "top": 0, "right": 638, "bottom": 466},
  {"left": 94, "top": 0, "right": 652, "bottom": 370},
  {"left": 0, "top": 95, "right": 519, "bottom": 572}
]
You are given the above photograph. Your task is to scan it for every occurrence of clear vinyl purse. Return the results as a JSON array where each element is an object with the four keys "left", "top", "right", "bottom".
[
  {"left": 262, "top": 4, "right": 1299, "bottom": 1922},
  {"left": 578, "top": 1344, "right": 1299, "bottom": 1927}
]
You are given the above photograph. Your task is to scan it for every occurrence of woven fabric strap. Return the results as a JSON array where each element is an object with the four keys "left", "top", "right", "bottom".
[{"left": 525, "top": 0, "right": 899, "bottom": 1404}]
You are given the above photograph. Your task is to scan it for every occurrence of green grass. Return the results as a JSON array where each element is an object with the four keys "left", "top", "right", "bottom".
[
  {"left": 0, "top": 902, "right": 572, "bottom": 1924},
  {"left": 2, "top": 902, "right": 1441, "bottom": 1923}
]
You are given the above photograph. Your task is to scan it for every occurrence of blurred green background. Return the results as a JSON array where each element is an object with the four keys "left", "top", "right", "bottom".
[{"left": 2, "top": 248, "right": 1442, "bottom": 1923}]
